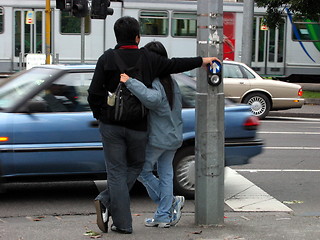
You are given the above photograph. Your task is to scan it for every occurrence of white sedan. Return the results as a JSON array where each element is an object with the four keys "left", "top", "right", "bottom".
[{"left": 223, "top": 61, "right": 304, "bottom": 119}]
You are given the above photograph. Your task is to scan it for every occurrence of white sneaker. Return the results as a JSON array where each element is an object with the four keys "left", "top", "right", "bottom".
[
  {"left": 170, "top": 196, "right": 185, "bottom": 226},
  {"left": 145, "top": 218, "right": 170, "bottom": 228}
]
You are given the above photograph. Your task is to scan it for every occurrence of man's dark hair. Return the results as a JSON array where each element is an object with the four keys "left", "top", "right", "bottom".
[{"left": 114, "top": 16, "right": 140, "bottom": 43}]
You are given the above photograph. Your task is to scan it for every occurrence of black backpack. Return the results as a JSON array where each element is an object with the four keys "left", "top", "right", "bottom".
[{"left": 106, "top": 50, "right": 148, "bottom": 123}]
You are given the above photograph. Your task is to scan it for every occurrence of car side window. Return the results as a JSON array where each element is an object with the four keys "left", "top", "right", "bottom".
[
  {"left": 242, "top": 67, "right": 256, "bottom": 79},
  {"left": 223, "top": 64, "right": 245, "bottom": 79},
  {"left": 29, "top": 72, "right": 93, "bottom": 113}
]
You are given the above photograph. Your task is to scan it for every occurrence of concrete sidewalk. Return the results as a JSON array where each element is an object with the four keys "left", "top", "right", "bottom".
[
  {"left": 1, "top": 204, "right": 319, "bottom": 240},
  {"left": 2, "top": 169, "right": 318, "bottom": 240}
]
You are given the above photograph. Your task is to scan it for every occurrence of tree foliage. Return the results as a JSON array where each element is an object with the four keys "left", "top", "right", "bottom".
[{"left": 255, "top": 0, "right": 320, "bottom": 28}]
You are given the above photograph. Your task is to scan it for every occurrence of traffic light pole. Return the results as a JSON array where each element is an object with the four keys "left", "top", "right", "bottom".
[
  {"left": 55, "top": 0, "right": 114, "bottom": 64},
  {"left": 45, "top": 0, "right": 51, "bottom": 64},
  {"left": 81, "top": 17, "right": 85, "bottom": 63},
  {"left": 241, "top": 0, "right": 254, "bottom": 67},
  {"left": 195, "top": 0, "right": 225, "bottom": 226}
]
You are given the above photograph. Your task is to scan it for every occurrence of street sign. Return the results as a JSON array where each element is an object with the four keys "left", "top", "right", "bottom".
[
  {"left": 26, "top": 54, "right": 52, "bottom": 70},
  {"left": 208, "top": 60, "right": 222, "bottom": 74},
  {"left": 26, "top": 11, "right": 34, "bottom": 24},
  {"left": 207, "top": 60, "right": 222, "bottom": 86}
]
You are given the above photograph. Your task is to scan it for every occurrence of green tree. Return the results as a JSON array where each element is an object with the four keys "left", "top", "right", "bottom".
[{"left": 255, "top": 0, "right": 320, "bottom": 28}]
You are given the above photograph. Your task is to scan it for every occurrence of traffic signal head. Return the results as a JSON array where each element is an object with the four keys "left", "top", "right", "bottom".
[
  {"left": 56, "top": 0, "right": 65, "bottom": 10},
  {"left": 91, "top": 0, "right": 114, "bottom": 19},
  {"left": 56, "top": 0, "right": 72, "bottom": 11},
  {"left": 72, "top": 0, "right": 88, "bottom": 18}
]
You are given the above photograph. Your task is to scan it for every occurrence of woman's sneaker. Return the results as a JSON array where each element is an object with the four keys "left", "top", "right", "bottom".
[
  {"left": 170, "top": 196, "right": 185, "bottom": 226},
  {"left": 144, "top": 218, "right": 170, "bottom": 228}
]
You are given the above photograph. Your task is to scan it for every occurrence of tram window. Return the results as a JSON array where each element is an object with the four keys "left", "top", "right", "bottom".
[
  {"left": 139, "top": 11, "right": 168, "bottom": 36},
  {"left": 292, "top": 21, "right": 320, "bottom": 42},
  {"left": 60, "top": 12, "right": 90, "bottom": 34},
  {"left": 172, "top": 12, "right": 197, "bottom": 37},
  {"left": 0, "top": 7, "right": 3, "bottom": 34}
]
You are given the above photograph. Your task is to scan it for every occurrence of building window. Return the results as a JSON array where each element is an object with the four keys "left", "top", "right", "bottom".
[
  {"left": 60, "top": 12, "right": 90, "bottom": 34},
  {"left": 292, "top": 20, "right": 320, "bottom": 42},
  {"left": 139, "top": 11, "right": 168, "bottom": 36},
  {"left": 0, "top": 7, "right": 4, "bottom": 33},
  {"left": 172, "top": 12, "right": 197, "bottom": 37}
]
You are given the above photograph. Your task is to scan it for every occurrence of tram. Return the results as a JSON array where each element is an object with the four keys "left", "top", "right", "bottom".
[{"left": 0, "top": 0, "right": 319, "bottom": 82}]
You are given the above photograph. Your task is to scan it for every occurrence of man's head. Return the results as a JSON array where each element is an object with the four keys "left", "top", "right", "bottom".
[{"left": 114, "top": 16, "right": 140, "bottom": 44}]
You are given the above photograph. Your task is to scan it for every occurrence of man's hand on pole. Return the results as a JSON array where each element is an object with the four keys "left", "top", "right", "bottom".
[{"left": 202, "top": 57, "right": 221, "bottom": 68}]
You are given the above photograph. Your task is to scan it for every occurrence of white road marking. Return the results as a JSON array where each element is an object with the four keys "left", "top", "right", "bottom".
[
  {"left": 224, "top": 167, "right": 292, "bottom": 212},
  {"left": 265, "top": 146, "right": 320, "bottom": 150},
  {"left": 264, "top": 117, "right": 320, "bottom": 122},
  {"left": 94, "top": 169, "right": 293, "bottom": 212},
  {"left": 259, "top": 131, "right": 320, "bottom": 135},
  {"left": 236, "top": 169, "right": 320, "bottom": 173},
  {"left": 94, "top": 180, "right": 107, "bottom": 192}
]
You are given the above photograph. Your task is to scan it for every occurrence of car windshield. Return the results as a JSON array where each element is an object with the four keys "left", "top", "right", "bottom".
[
  {"left": 175, "top": 73, "right": 232, "bottom": 107},
  {"left": 0, "top": 68, "right": 59, "bottom": 110}
]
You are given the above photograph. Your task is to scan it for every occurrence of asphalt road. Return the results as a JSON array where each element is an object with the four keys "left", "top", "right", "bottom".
[
  {"left": 1, "top": 115, "right": 320, "bottom": 219},
  {"left": 233, "top": 115, "right": 320, "bottom": 216},
  {"left": 1, "top": 114, "right": 320, "bottom": 239}
]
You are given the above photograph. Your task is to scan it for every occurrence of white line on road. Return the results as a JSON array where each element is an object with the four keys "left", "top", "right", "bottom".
[
  {"left": 264, "top": 117, "right": 320, "bottom": 122},
  {"left": 94, "top": 169, "right": 292, "bottom": 212},
  {"left": 236, "top": 169, "right": 320, "bottom": 172},
  {"left": 259, "top": 131, "right": 320, "bottom": 135},
  {"left": 265, "top": 146, "right": 320, "bottom": 150},
  {"left": 225, "top": 168, "right": 292, "bottom": 212}
]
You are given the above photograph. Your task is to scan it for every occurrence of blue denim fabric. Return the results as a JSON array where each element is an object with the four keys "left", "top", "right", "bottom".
[
  {"left": 138, "top": 144, "right": 176, "bottom": 223},
  {"left": 96, "top": 123, "right": 147, "bottom": 232}
]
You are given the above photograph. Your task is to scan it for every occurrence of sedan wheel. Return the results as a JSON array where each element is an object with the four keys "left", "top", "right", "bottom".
[
  {"left": 243, "top": 93, "right": 270, "bottom": 119},
  {"left": 173, "top": 146, "right": 195, "bottom": 198}
]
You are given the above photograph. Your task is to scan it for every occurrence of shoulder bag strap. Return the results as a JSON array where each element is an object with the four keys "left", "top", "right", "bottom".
[{"left": 113, "top": 50, "right": 128, "bottom": 73}]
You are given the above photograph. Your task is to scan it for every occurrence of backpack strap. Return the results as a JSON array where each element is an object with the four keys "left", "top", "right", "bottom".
[
  {"left": 113, "top": 50, "right": 127, "bottom": 73},
  {"left": 113, "top": 49, "right": 144, "bottom": 81}
]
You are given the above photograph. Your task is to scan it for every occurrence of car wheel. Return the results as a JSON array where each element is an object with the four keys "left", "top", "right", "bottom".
[
  {"left": 173, "top": 146, "right": 195, "bottom": 198},
  {"left": 243, "top": 93, "right": 271, "bottom": 119}
]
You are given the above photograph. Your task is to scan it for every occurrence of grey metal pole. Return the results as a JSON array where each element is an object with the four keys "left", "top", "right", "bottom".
[
  {"left": 241, "top": 0, "right": 254, "bottom": 67},
  {"left": 81, "top": 17, "right": 85, "bottom": 63},
  {"left": 195, "top": 0, "right": 225, "bottom": 226}
]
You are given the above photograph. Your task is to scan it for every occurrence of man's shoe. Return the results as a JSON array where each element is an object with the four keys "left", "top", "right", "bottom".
[
  {"left": 170, "top": 196, "right": 185, "bottom": 226},
  {"left": 94, "top": 200, "right": 109, "bottom": 233},
  {"left": 144, "top": 218, "right": 170, "bottom": 228},
  {"left": 111, "top": 224, "right": 132, "bottom": 234}
]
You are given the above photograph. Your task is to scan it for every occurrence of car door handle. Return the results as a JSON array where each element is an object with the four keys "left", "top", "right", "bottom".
[
  {"left": 240, "top": 81, "right": 245, "bottom": 84},
  {"left": 90, "top": 120, "right": 99, "bottom": 128}
]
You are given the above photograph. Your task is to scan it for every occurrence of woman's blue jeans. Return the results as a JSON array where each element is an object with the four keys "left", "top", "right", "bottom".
[
  {"left": 138, "top": 144, "right": 176, "bottom": 223},
  {"left": 96, "top": 123, "right": 147, "bottom": 232}
]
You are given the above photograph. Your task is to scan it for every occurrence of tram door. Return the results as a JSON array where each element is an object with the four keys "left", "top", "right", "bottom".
[
  {"left": 251, "top": 16, "right": 286, "bottom": 77},
  {"left": 13, "top": 9, "right": 46, "bottom": 71}
]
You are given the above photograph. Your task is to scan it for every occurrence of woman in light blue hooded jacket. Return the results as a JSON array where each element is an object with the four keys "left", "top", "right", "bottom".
[{"left": 120, "top": 41, "right": 185, "bottom": 228}]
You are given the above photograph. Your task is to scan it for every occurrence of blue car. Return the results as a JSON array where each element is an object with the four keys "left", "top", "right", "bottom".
[{"left": 0, "top": 65, "right": 263, "bottom": 197}]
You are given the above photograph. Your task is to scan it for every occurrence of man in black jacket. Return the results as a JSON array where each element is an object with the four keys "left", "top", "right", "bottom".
[{"left": 88, "top": 16, "right": 220, "bottom": 234}]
